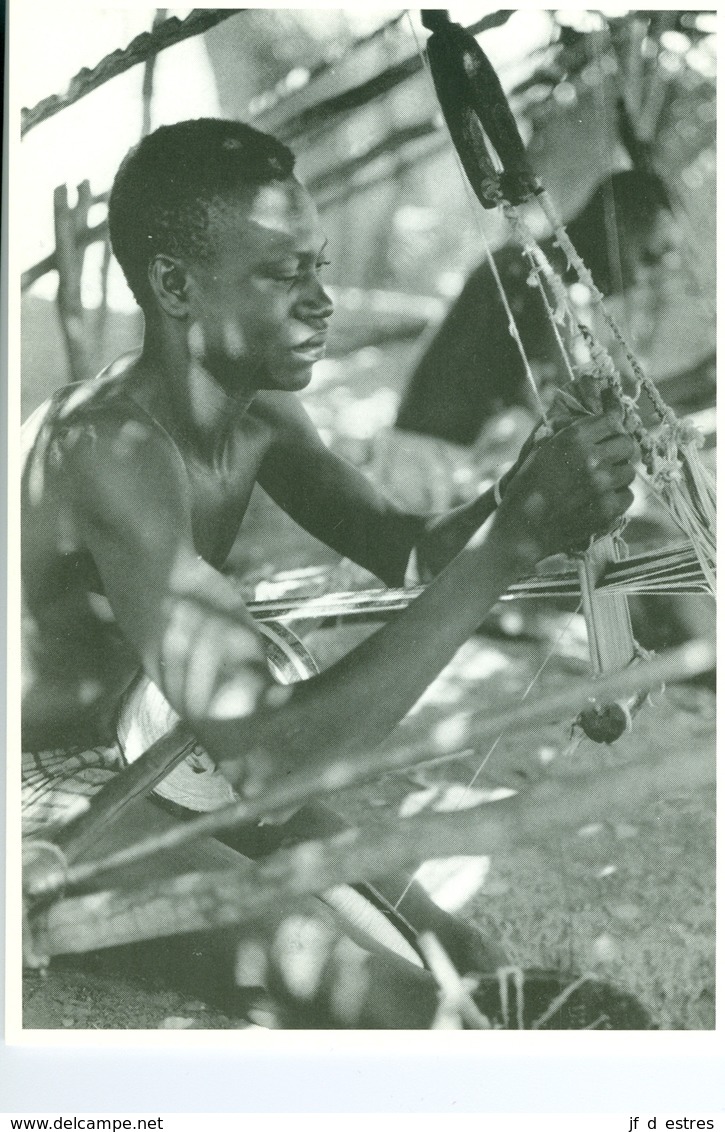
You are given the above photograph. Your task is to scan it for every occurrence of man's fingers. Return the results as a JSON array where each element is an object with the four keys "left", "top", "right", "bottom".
[
  {"left": 595, "top": 432, "right": 638, "bottom": 462},
  {"left": 575, "top": 483, "right": 634, "bottom": 542},
  {"left": 598, "top": 486, "right": 634, "bottom": 527},
  {"left": 505, "top": 403, "right": 639, "bottom": 559},
  {"left": 612, "top": 485, "right": 635, "bottom": 514},
  {"left": 579, "top": 414, "right": 623, "bottom": 442},
  {"left": 558, "top": 413, "right": 628, "bottom": 453},
  {"left": 591, "top": 458, "right": 637, "bottom": 492},
  {"left": 600, "top": 386, "right": 626, "bottom": 419},
  {"left": 610, "top": 460, "right": 637, "bottom": 489}
]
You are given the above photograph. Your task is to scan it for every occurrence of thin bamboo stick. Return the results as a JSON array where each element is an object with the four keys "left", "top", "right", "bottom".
[
  {"left": 48, "top": 724, "right": 198, "bottom": 868},
  {"left": 244, "top": 544, "right": 710, "bottom": 625}
]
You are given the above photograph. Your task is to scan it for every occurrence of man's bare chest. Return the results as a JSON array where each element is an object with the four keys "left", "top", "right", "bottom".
[{"left": 182, "top": 423, "right": 271, "bottom": 568}]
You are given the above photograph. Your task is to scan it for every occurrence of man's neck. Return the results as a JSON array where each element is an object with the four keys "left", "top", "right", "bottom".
[{"left": 132, "top": 323, "right": 259, "bottom": 462}]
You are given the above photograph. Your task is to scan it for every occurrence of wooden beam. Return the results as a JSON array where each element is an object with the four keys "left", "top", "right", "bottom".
[
  {"left": 46, "top": 725, "right": 199, "bottom": 871},
  {"left": 254, "top": 12, "right": 513, "bottom": 140},
  {"left": 21, "top": 12, "right": 514, "bottom": 290},
  {"left": 22, "top": 219, "right": 107, "bottom": 292},
  {"left": 21, "top": 10, "right": 244, "bottom": 136}
]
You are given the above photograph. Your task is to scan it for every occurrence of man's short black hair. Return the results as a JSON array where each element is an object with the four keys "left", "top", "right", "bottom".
[{"left": 108, "top": 118, "right": 296, "bottom": 309}]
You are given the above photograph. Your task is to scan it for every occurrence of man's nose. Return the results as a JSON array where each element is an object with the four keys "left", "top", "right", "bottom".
[{"left": 297, "top": 274, "right": 334, "bottom": 322}]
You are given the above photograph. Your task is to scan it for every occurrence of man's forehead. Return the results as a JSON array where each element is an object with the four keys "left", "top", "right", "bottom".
[{"left": 209, "top": 179, "right": 323, "bottom": 251}]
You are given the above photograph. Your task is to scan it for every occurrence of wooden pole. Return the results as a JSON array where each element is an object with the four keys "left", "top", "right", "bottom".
[
  {"left": 54, "top": 181, "right": 93, "bottom": 384},
  {"left": 22, "top": 10, "right": 242, "bottom": 136},
  {"left": 23, "top": 216, "right": 107, "bottom": 293},
  {"left": 46, "top": 725, "right": 198, "bottom": 869}
]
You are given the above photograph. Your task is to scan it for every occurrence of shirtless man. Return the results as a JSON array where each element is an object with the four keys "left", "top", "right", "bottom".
[{"left": 22, "top": 119, "right": 638, "bottom": 1028}]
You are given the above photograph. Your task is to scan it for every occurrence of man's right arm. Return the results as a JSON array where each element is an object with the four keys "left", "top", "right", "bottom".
[
  {"left": 208, "top": 412, "right": 636, "bottom": 795},
  {"left": 59, "top": 413, "right": 527, "bottom": 788},
  {"left": 60, "top": 414, "right": 275, "bottom": 725}
]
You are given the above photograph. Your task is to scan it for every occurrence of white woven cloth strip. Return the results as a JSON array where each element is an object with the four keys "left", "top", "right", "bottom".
[{"left": 116, "top": 675, "right": 239, "bottom": 811}]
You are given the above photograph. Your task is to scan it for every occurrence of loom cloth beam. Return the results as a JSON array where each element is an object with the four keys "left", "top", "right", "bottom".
[{"left": 244, "top": 543, "right": 710, "bottom": 624}]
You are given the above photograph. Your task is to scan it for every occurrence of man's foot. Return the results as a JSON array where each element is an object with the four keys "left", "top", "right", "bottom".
[{"left": 358, "top": 875, "right": 509, "bottom": 975}]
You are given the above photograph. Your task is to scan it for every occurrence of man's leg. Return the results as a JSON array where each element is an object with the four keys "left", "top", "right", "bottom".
[
  {"left": 362, "top": 871, "right": 509, "bottom": 974},
  {"left": 217, "top": 800, "right": 509, "bottom": 976},
  {"left": 66, "top": 794, "right": 453, "bottom": 1027}
]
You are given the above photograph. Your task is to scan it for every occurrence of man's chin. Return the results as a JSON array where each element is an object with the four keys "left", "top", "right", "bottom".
[
  {"left": 208, "top": 355, "right": 313, "bottom": 396},
  {"left": 269, "top": 361, "right": 315, "bottom": 392}
]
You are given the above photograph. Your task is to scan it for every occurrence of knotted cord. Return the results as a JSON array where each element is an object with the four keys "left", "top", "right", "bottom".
[
  {"left": 507, "top": 192, "right": 716, "bottom": 594},
  {"left": 416, "top": 10, "right": 715, "bottom": 579},
  {"left": 421, "top": 10, "right": 715, "bottom": 583},
  {"left": 405, "top": 12, "right": 629, "bottom": 714}
]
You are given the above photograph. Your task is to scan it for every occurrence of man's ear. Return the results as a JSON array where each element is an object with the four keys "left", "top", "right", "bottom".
[{"left": 148, "top": 255, "right": 190, "bottom": 318}]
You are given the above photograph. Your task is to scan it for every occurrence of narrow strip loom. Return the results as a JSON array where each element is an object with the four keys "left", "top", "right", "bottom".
[{"left": 419, "top": 9, "right": 715, "bottom": 742}]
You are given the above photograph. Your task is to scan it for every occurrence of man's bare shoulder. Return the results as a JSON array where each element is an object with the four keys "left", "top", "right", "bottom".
[
  {"left": 24, "top": 374, "right": 188, "bottom": 524},
  {"left": 32, "top": 375, "right": 179, "bottom": 465}
]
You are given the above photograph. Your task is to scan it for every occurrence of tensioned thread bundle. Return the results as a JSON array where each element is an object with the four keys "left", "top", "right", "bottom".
[{"left": 501, "top": 195, "right": 715, "bottom": 597}]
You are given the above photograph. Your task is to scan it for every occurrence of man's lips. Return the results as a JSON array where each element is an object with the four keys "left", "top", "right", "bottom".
[
  {"left": 292, "top": 331, "right": 328, "bottom": 350},
  {"left": 289, "top": 332, "right": 329, "bottom": 365}
]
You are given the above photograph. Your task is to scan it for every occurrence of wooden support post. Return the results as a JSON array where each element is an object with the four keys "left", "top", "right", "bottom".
[{"left": 53, "top": 180, "right": 92, "bottom": 384}]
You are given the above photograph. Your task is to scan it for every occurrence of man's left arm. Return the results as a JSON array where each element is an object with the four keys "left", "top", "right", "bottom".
[{"left": 256, "top": 394, "right": 502, "bottom": 586}]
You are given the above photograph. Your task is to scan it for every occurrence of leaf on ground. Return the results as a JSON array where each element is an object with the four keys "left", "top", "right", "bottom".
[
  {"left": 415, "top": 856, "right": 491, "bottom": 912},
  {"left": 591, "top": 933, "right": 621, "bottom": 965},
  {"left": 578, "top": 823, "right": 605, "bottom": 838},
  {"left": 433, "top": 783, "right": 517, "bottom": 811},
  {"left": 399, "top": 781, "right": 517, "bottom": 818}
]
